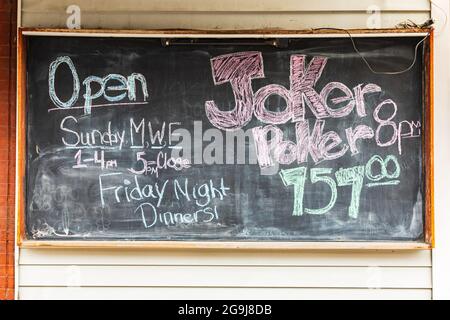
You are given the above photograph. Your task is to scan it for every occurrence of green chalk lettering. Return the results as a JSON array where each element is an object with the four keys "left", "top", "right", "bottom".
[
  {"left": 365, "top": 155, "right": 385, "bottom": 181},
  {"left": 384, "top": 155, "right": 400, "bottom": 179},
  {"left": 305, "top": 168, "right": 337, "bottom": 215},
  {"left": 366, "top": 154, "right": 401, "bottom": 182},
  {"left": 279, "top": 167, "right": 307, "bottom": 216},
  {"left": 335, "top": 165, "right": 364, "bottom": 219},
  {"left": 366, "top": 180, "right": 400, "bottom": 187}
]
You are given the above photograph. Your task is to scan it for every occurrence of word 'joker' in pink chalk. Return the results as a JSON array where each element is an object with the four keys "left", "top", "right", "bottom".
[{"left": 205, "top": 51, "right": 380, "bottom": 131}]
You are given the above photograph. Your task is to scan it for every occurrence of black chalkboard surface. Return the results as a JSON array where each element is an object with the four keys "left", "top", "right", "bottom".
[{"left": 23, "top": 33, "right": 431, "bottom": 243}]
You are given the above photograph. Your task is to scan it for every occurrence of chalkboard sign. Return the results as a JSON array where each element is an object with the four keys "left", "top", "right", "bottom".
[{"left": 18, "top": 30, "right": 433, "bottom": 247}]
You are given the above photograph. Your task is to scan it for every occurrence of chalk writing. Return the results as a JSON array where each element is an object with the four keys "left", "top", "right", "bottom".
[
  {"left": 26, "top": 37, "right": 426, "bottom": 241},
  {"left": 127, "top": 151, "right": 190, "bottom": 177},
  {"left": 279, "top": 154, "right": 402, "bottom": 218},
  {"left": 135, "top": 203, "right": 219, "bottom": 229},
  {"left": 204, "top": 52, "right": 421, "bottom": 170},
  {"left": 48, "top": 56, "right": 149, "bottom": 114}
]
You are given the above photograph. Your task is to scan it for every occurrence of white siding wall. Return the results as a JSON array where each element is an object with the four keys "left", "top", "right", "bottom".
[
  {"left": 18, "top": 0, "right": 433, "bottom": 300},
  {"left": 19, "top": 249, "right": 432, "bottom": 300},
  {"left": 20, "top": 0, "right": 431, "bottom": 29}
]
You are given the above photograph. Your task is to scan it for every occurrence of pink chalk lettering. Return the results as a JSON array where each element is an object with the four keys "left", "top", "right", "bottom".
[
  {"left": 290, "top": 55, "right": 329, "bottom": 121},
  {"left": 320, "top": 82, "right": 355, "bottom": 118},
  {"left": 353, "top": 83, "right": 381, "bottom": 117},
  {"left": 295, "top": 120, "right": 324, "bottom": 164},
  {"left": 205, "top": 52, "right": 264, "bottom": 131},
  {"left": 274, "top": 140, "right": 298, "bottom": 165},
  {"left": 319, "top": 131, "right": 349, "bottom": 160},
  {"left": 397, "top": 120, "right": 421, "bottom": 154},
  {"left": 345, "top": 125, "right": 375, "bottom": 155},
  {"left": 254, "top": 84, "right": 293, "bottom": 124},
  {"left": 373, "top": 99, "right": 398, "bottom": 147},
  {"left": 252, "top": 125, "right": 283, "bottom": 168}
]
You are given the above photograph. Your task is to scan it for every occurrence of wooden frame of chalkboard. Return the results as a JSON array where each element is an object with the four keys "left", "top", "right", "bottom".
[{"left": 16, "top": 28, "right": 434, "bottom": 250}]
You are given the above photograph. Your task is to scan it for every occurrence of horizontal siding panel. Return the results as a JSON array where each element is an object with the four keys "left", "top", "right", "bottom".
[
  {"left": 22, "top": 0, "right": 431, "bottom": 13},
  {"left": 21, "top": 12, "right": 431, "bottom": 30},
  {"left": 19, "top": 249, "right": 432, "bottom": 267},
  {"left": 19, "top": 265, "right": 432, "bottom": 288},
  {"left": 19, "top": 287, "right": 432, "bottom": 300}
]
